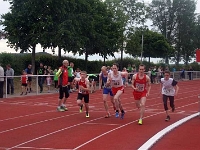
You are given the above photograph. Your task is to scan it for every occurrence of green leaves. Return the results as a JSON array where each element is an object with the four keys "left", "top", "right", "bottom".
[{"left": 126, "top": 28, "right": 171, "bottom": 61}]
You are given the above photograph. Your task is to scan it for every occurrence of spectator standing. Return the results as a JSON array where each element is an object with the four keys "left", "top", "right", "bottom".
[
  {"left": 46, "top": 73, "right": 52, "bottom": 93},
  {"left": 20, "top": 70, "right": 28, "bottom": 95},
  {"left": 56, "top": 60, "right": 70, "bottom": 111},
  {"left": 188, "top": 66, "right": 193, "bottom": 80},
  {"left": 0, "top": 63, "right": 4, "bottom": 98},
  {"left": 68, "top": 62, "right": 75, "bottom": 93},
  {"left": 25, "top": 64, "right": 33, "bottom": 93},
  {"left": 6, "top": 64, "right": 14, "bottom": 94},
  {"left": 37, "top": 63, "right": 45, "bottom": 93},
  {"left": 53, "top": 69, "right": 58, "bottom": 91}
]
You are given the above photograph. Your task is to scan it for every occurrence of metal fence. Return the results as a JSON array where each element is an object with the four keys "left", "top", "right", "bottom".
[{"left": 0, "top": 71, "right": 199, "bottom": 98}]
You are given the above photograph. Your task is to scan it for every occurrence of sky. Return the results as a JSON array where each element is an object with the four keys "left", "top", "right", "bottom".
[{"left": 0, "top": 0, "right": 200, "bottom": 63}]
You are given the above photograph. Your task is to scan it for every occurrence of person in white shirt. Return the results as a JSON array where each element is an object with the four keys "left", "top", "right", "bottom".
[
  {"left": 160, "top": 70, "right": 179, "bottom": 121},
  {"left": 0, "top": 64, "right": 4, "bottom": 98},
  {"left": 107, "top": 63, "right": 128, "bottom": 119}
]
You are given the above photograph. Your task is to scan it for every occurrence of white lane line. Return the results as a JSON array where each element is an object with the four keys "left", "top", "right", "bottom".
[
  {"left": 0, "top": 110, "right": 55, "bottom": 122},
  {"left": 17, "top": 146, "right": 71, "bottom": 150},
  {"left": 0, "top": 112, "right": 80, "bottom": 134},
  {"left": 85, "top": 123, "right": 120, "bottom": 126},
  {"left": 73, "top": 101, "right": 198, "bottom": 150},
  {"left": 138, "top": 112, "right": 199, "bottom": 150},
  {"left": 6, "top": 116, "right": 107, "bottom": 150},
  {"left": 73, "top": 112, "right": 164, "bottom": 150}
]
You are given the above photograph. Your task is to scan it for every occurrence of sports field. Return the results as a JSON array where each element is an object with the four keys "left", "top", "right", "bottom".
[{"left": 0, "top": 80, "right": 199, "bottom": 150}]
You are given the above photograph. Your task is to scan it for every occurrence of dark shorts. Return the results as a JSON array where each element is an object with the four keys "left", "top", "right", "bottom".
[
  {"left": 77, "top": 93, "right": 89, "bottom": 103},
  {"left": 68, "top": 76, "right": 74, "bottom": 82},
  {"left": 28, "top": 77, "right": 32, "bottom": 81},
  {"left": 59, "top": 86, "right": 69, "bottom": 99},
  {"left": 21, "top": 83, "right": 27, "bottom": 87}
]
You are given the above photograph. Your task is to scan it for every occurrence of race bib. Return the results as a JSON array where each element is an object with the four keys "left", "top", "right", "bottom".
[
  {"left": 112, "top": 80, "right": 120, "bottom": 86},
  {"left": 163, "top": 88, "right": 171, "bottom": 94},
  {"left": 135, "top": 83, "right": 145, "bottom": 92}
]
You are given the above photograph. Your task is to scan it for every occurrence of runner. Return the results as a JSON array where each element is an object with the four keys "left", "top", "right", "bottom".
[
  {"left": 160, "top": 70, "right": 179, "bottom": 121},
  {"left": 74, "top": 71, "right": 91, "bottom": 118},
  {"left": 56, "top": 60, "right": 69, "bottom": 112},
  {"left": 107, "top": 63, "right": 128, "bottom": 119},
  {"left": 99, "top": 66, "right": 115, "bottom": 118},
  {"left": 132, "top": 64, "right": 151, "bottom": 125}
]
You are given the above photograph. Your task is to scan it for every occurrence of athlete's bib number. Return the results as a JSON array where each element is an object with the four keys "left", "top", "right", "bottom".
[
  {"left": 136, "top": 83, "right": 144, "bottom": 92},
  {"left": 163, "top": 88, "right": 171, "bottom": 94},
  {"left": 112, "top": 80, "right": 120, "bottom": 86}
]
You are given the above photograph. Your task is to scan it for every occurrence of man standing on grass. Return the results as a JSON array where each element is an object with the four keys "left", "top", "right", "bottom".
[{"left": 0, "top": 63, "right": 4, "bottom": 98}]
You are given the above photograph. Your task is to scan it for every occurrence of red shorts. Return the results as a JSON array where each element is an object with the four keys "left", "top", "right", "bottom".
[
  {"left": 133, "top": 91, "right": 147, "bottom": 100},
  {"left": 112, "top": 86, "right": 124, "bottom": 95}
]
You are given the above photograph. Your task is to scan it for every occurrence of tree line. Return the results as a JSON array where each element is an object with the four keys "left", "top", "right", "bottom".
[{"left": 0, "top": 0, "right": 200, "bottom": 72}]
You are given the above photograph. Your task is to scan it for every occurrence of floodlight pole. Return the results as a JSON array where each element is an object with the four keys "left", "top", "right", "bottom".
[{"left": 140, "top": 0, "right": 145, "bottom": 63}]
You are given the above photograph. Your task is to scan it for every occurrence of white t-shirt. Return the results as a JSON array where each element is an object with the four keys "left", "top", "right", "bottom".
[
  {"left": 161, "top": 78, "right": 177, "bottom": 96},
  {"left": 110, "top": 71, "right": 123, "bottom": 88}
]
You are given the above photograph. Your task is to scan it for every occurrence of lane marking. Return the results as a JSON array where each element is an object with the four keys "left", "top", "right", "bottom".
[
  {"left": 17, "top": 146, "right": 71, "bottom": 150},
  {"left": 85, "top": 123, "right": 120, "bottom": 126},
  {"left": 138, "top": 112, "right": 199, "bottom": 150},
  {"left": 73, "top": 102, "right": 198, "bottom": 150}
]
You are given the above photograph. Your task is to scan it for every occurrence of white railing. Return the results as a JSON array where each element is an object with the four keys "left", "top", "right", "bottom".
[
  {"left": 0, "top": 71, "right": 199, "bottom": 98},
  {"left": 0, "top": 75, "right": 54, "bottom": 98}
]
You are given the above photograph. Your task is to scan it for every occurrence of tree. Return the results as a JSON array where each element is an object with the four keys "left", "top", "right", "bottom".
[
  {"left": 70, "top": 0, "right": 122, "bottom": 71},
  {"left": 149, "top": 0, "right": 197, "bottom": 65},
  {"left": 126, "top": 28, "right": 171, "bottom": 63},
  {"left": 194, "top": 14, "right": 200, "bottom": 50}
]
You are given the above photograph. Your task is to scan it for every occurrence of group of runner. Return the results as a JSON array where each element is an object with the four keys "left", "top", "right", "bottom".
[{"left": 56, "top": 60, "right": 179, "bottom": 125}]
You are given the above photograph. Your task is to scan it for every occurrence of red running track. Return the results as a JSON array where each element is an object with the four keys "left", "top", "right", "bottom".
[{"left": 0, "top": 80, "right": 199, "bottom": 150}]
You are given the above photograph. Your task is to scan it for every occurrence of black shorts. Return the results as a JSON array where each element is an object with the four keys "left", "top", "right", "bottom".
[
  {"left": 77, "top": 93, "right": 89, "bottom": 103},
  {"left": 28, "top": 77, "right": 32, "bottom": 81},
  {"left": 59, "top": 86, "right": 69, "bottom": 99},
  {"left": 68, "top": 76, "right": 74, "bottom": 82},
  {"left": 21, "top": 83, "right": 27, "bottom": 87}
]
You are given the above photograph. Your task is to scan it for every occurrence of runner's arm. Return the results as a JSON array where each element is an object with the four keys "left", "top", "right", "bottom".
[
  {"left": 131, "top": 74, "right": 137, "bottom": 90},
  {"left": 146, "top": 75, "right": 151, "bottom": 95},
  {"left": 175, "top": 85, "right": 179, "bottom": 95},
  {"left": 106, "top": 73, "right": 112, "bottom": 86},
  {"left": 99, "top": 73, "right": 102, "bottom": 89}
]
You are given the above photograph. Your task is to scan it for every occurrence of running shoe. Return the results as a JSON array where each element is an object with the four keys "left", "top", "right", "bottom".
[
  {"left": 79, "top": 104, "right": 83, "bottom": 113},
  {"left": 115, "top": 112, "right": 119, "bottom": 118},
  {"left": 165, "top": 115, "right": 170, "bottom": 121},
  {"left": 57, "top": 107, "right": 65, "bottom": 112},
  {"left": 138, "top": 119, "right": 143, "bottom": 125},
  {"left": 86, "top": 112, "right": 90, "bottom": 118},
  {"left": 121, "top": 112, "right": 125, "bottom": 119},
  {"left": 61, "top": 105, "right": 68, "bottom": 111}
]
